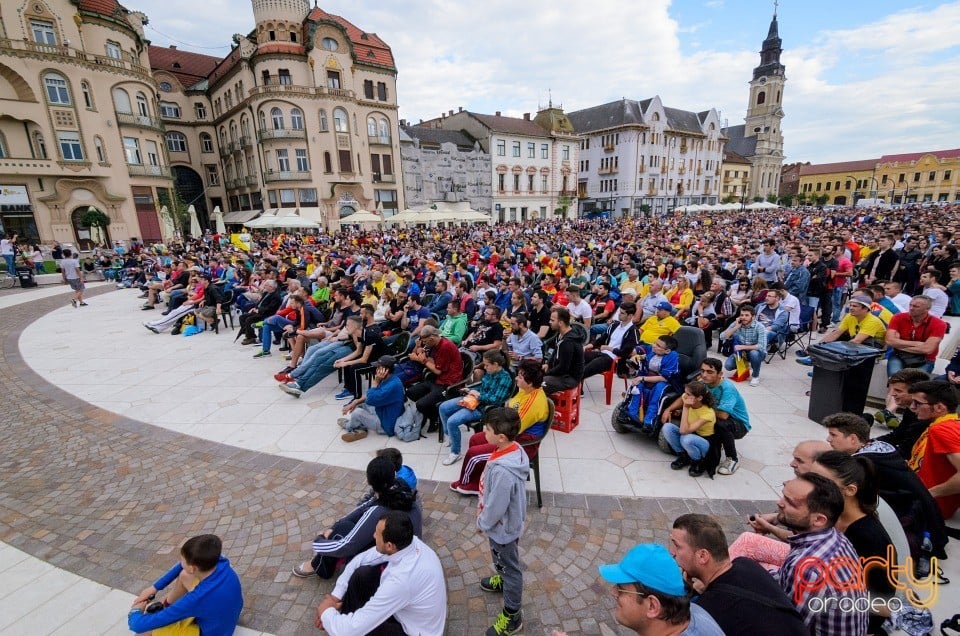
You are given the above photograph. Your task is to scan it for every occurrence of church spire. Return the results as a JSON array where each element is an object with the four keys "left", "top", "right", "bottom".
[{"left": 753, "top": 8, "right": 785, "bottom": 80}]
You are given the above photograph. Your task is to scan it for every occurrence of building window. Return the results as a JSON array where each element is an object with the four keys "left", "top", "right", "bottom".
[
  {"left": 528, "top": 174, "right": 534, "bottom": 191},
  {"left": 914, "top": 172, "right": 921, "bottom": 182},
  {"left": 377, "top": 82, "right": 387, "bottom": 101},
  {"left": 327, "top": 70, "right": 341, "bottom": 89},
  {"left": 136, "top": 92, "right": 149, "bottom": 117},
  {"left": 194, "top": 103, "right": 207, "bottom": 119},
  {"left": 93, "top": 136, "right": 106, "bottom": 163},
  {"left": 319, "top": 109, "right": 328, "bottom": 131},
  {"left": 757, "top": 90, "right": 766, "bottom": 105},
  {"left": 375, "top": 189, "right": 398, "bottom": 214},
  {"left": 323, "top": 151, "right": 332, "bottom": 173},
  {"left": 497, "top": 140, "right": 505, "bottom": 156},
  {"left": 81, "top": 81, "right": 94, "bottom": 109},
  {"left": 512, "top": 142, "right": 520, "bottom": 157},
  {"left": 371, "top": 153, "right": 381, "bottom": 178},
  {"left": 945, "top": 170, "right": 952, "bottom": 181},
  {"left": 105, "top": 41, "right": 122, "bottom": 59},
  {"left": 295, "top": 149, "right": 308, "bottom": 171},
  {"left": 30, "top": 20, "right": 57, "bottom": 45},
  {"left": 364, "top": 80, "right": 374, "bottom": 100},
  {"left": 206, "top": 165, "right": 219, "bottom": 186},
  {"left": 279, "top": 189, "right": 296, "bottom": 207},
  {"left": 929, "top": 171, "right": 936, "bottom": 181},
  {"left": 0, "top": 133, "right": 6, "bottom": 158},
  {"left": 159, "top": 101, "right": 181, "bottom": 119},
  {"left": 541, "top": 175, "right": 548, "bottom": 192},
  {"left": 271, "top": 107, "right": 284, "bottom": 130},
  {"left": 34, "top": 132, "right": 47, "bottom": 158},
  {"left": 562, "top": 145, "right": 570, "bottom": 160},
  {"left": 57, "top": 132, "right": 83, "bottom": 161},
  {"left": 321, "top": 37, "right": 338, "bottom": 51},
  {"left": 527, "top": 142, "right": 535, "bottom": 158},
  {"left": 541, "top": 144, "right": 548, "bottom": 159},
  {"left": 145, "top": 140, "right": 159, "bottom": 167},
  {"left": 166, "top": 132, "right": 187, "bottom": 153},
  {"left": 300, "top": 188, "right": 317, "bottom": 204},
  {"left": 498, "top": 174, "right": 505, "bottom": 191},
  {"left": 123, "top": 137, "right": 141, "bottom": 164},
  {"left": 338, "top": 149, "right": 352, "bottom": 172},
  {"left": 278, "top": 69, "right": 292, "bottom": 86},
  {"left": 333, "top": 108, "right": 348, "bottom": 132},
  {"left": 379, "top": 118, "right": 389, "bottom": 140},
  {"left": 367, "top": 117, "right": 377, "bottom": 137},
  {"left": 513, "top": 174, "right": 520, "bottom": 190},
  {"left": 290, "top": 108, "right": 304, "bottom": 130},
  {"left": 200, "top": 133, "right": 213, "bottom": 153},
  {"left": 276, "top": 149, "right": 290, "bottom": 172},
  {"left": 44, "top": 73, "right": 70, "bottom": 104}
]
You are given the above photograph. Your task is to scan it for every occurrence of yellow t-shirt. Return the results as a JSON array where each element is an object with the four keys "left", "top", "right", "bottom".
[
  {"left": 639, "top": 315, "right": 681, "bottom": 345},
  {"left": 507, "top": 387, "right": 550, "bottom": 434},
  {"left": 837, "top": 312, "right": 886, "bottom": 341},
  {"left": 686, "top": 405, "right": 716, "bottom": 437}
]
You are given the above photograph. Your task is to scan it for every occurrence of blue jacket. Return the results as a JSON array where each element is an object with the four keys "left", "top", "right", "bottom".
[
  {"left": 366, "top": 374, "right": 405, "bottom": 436},
  {"left": 128, "top": 557, "right": 243, "bottom": 636},
  {"left": 642, "top": 349, "right": 683, "bottom": 393}
]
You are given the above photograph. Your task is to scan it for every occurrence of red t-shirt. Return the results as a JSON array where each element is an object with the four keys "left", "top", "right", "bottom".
[
  {"left": 913, "top": 416, "right": 960, "bottom": 519},
  {"left": 888, "top": 312, "right": 947, "bottom": 361},
  {"left": 431, "top": 337, "right": 463, "bottom": 386}
]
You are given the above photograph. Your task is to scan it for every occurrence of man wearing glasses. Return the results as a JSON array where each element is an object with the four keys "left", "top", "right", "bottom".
[{"left": 908, "top": 380, "right": 960, "bottom": 520}]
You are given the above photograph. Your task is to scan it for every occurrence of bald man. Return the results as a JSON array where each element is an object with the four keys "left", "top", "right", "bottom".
[{"left": 789, "top": 440, "right": 831, "bottom": 477}]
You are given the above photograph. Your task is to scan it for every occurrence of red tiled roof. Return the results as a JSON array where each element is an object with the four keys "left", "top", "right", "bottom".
[
  {"left": 799, "top": 159, "right": 878, "bottom": 176},
  {"left": 878, "top": 148, "right": 960, "bottom": 164},
  {"left": 77, "top": 0, "right": 129, "bottom": 23},
  {"left": 306, "top": 8, "right": 395, "bottom": 69},
  {"left": 207, "top": 47, "right": 241, "bottom": 87},
  {"left": 723, "top": 150, "right": 750, "bottom": 164},
  {"left": 148, "top": 45, "right": 221, "bottom": 89},
  {"left": 470, "top": 113, "right": 548, "bottom": 137}
]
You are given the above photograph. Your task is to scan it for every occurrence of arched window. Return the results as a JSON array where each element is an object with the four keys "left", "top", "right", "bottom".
[
  {"left": 94, "top": 135, "right": 106, "bottom": 163},
  {"left": 166, "top": 131, "right": 187, "bottom": 152},
  {"left": 0, "top": 132, "right": 6, "bottom": 158},
  {"left": 271, "top": 107, "right": 284, "bottom": 130},
  {"left": 200, "top": 133, "right": 213, "bottom": 153},
  {"left": 135, "top": 92, "right": 149, "bottom": 117},
  {"left": 319, "top": 109, "right": 328, "bottom": 132},
  {"left": 229, "top": 122, "right": 237, "bottom": 142},
  {"left": 219, "top": 127, "right": 227, "bottom": 147},
  {"left": 290, "top": 108, "right": 304, "bottom": 130},
  {"left": 240, "top": 117, "right": 250, "bottom": 138},
  {"left": 112, "top": 87, "right": 131, "bottom": 113},
  {"left": 323, "top": 151, "right": 332, "bottom": 173},
  {"left": 81, "top": 81, "right": 94, "bottom": 109},
  {"left": 333, "top": 107, "right": 348, "bottom": 133},
  {"left": 259, "top": 110, "right": 267, "bottom": 130},
  {"left": 33, "top": 132, "right": 47, "bottom": 159},
  {"left": 379, "top": 118, "right": 389, "bottom": 139},
  {"left": 43, "top": 73, "right": 70, "bottom": 104},
  {"left": 757, "top": 91, "right": 766, "bottom": 105},
  {"left": 367, "top": 116, "right": 377, "bottom": 137}
]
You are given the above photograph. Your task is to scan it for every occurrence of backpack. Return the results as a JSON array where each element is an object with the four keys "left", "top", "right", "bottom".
[{"left": 394, "top": 402, "right": 424, "bottom": 442}]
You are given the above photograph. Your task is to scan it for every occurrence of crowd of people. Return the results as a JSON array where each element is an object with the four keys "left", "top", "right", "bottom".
[{"left": 113, "top": 204, "right": 960, "bottom": 635}]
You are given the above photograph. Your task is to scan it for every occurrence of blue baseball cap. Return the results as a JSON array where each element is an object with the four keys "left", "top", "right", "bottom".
[
  {"left": 598, "top": 544, "right": 686, "bottom": 597},
  {"left": 655, "top": 301, "right": 674, "bottom": 312}
]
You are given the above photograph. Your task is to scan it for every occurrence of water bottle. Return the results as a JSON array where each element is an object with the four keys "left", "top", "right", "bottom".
[{"left": 916, "top": 531, "right": 933, "bottom": 578}]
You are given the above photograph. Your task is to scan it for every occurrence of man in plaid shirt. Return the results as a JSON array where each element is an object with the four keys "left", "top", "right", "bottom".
[
  {"left": 777, "top": 473, "right": 868, "bottom": 636},
  {"left": 720, "top": 305, "right": 767, "bottom": 387}
]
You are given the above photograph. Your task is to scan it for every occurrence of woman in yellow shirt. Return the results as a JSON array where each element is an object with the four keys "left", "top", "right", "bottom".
[
  {"left": 450, "top": 359, "right": 549, "bottom": 495},
  {"left": 666, "top": 276, "right": 694, "bottom": 315},
  {"left": 660, "top": 381, "right": 716, "bottom": 477}
]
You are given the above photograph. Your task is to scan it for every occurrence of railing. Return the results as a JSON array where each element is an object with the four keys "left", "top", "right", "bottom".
[
  {"left": 0, "top": 38, "right": 152, "bottom": 79},
  {"left": 224, "top": 178, "right": 241, "bottom": 189},
  {"left": 603, "top": 144, "right": 615, "bottom": 152},
  {"left": 560, "top": 190, "right": 577, "bottom": 197},
  {"left": 116, "top": 112, "right": 165, "bottom": 132},
  {"left": 227, "top": 140, "right": 239, "bottom": 153},
  {"left": 368, "top": 134, "right": 392, "bottom": 146},
  {"left": 219, "top": 145, "right": 231, "bottom": 159},
  {"left": 245, "top": 175, "right": 258, "bottom": 187},
  {"left": 239, "top": 135, "right": 252, "bottom": 149},
  {"left": 248, "top": 84, "right": 357, "bottom": 100},
  {"left": 257, "top": 128, "right": 306, "bottom": 141},
  {"left": 678, "top": 166, "right": 686, "bottom": 175},
  {"left": 598, "top": 166, "right": 617, "bottom": 175},
  {"left": 372, "top": 173, "right": 395, "bottom": 183},
  {"left": 328, "top": 87, "right": 352, "bottom": 98},
  {"left": 263, "top": 170, "right": 311, "bottom": 182},
  {"left": 127, "top": 164, "right": 172, "bottom": 178}
]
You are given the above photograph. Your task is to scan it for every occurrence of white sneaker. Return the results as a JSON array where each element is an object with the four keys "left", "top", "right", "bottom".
[
  {"left": 717, "top": 457, "right": 740, "bottom": 475},
  {"left": 749, "top": 377, "right": 760, "bottom": 387},
  {"left": 441, "top": 452, "right": 462, "bottom": 466}
]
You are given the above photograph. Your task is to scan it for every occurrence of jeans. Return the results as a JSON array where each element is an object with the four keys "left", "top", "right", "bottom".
[
  {"left": 2, "top": 254, "right": 13, "bottom": 273},
  {"left": 344, "top": 403, "right": 383, "bottom": 434},
  {"left": 33, "top": 262, "right": 44, "bottom": 274},
  {"left": 299, "top": 339, "right": 346, "bottom": 367},
  {"left": 886, "top": 355, "right": 935, "bottom": 377},
  {"left": 439, "top": 397, "right": 483, "bottom": 454},
  {"left": 724, "top": 349, "right": 763, "bottom": 378},
  {"left": 661, "top": 422, "right": 710, "bottom": 460},
  {"left": 294, "top": 344, "right": 351, "bottom": 392},
  {"left": 489, "top": 537, "right": 523, "bottom": 613},
  {"left": 260, "top": 315, "right": 294, "bottom": 353},
  {"left": 831, "top": 287, "right": 844, "bottom": 322}
]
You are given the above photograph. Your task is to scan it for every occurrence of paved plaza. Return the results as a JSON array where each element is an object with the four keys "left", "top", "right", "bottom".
[{"left": 1, "top": 285, "right": 958, "bottom": 634}]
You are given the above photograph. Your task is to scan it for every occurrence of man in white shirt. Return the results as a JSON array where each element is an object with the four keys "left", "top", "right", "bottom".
[
  {"left": 315, "top": 511, "right": 446, "bottom": 636},
  {"left": 920, "top": 269, "right": 949, "bottom": 318},
  {"left": 776, "top": 288, "right": 802, "bottom": 332},
  {"left": 883, "top": 280, "right": 912, "bottom": 313},
  {"left": 60, "top": 248, "right": 87, "bottom": 307},
  {"left": 0, "top": 232, "right": 15, "bottom": 274},
  {"left": 566, "top": 285, "right": 593, "bottom": 329}
]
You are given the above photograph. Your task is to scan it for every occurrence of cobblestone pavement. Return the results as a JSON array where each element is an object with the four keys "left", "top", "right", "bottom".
[{"left": 0, "top": 288, "right": 775, "bottom": 635}]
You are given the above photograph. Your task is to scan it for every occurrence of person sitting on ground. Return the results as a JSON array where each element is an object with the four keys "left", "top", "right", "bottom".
[
  {"left": 720, "top": 305, "right": 766, "bottom": 387},
  {"left": 128, "top": 534, "right": 243, "bottom": 636},
  {"left": 626, "top": 335, "right": 681, "bottom": 431},
  {"left": 339, "top": 355, "right": 407, "bottom": 443},
  {"left": 582, "top": 301, "right": 639, "bottom": 381},
  {"left": 438, "top": 350, "right": 514, "bottom": 466},
  {"left": 541, "top": 306, "right": 586, "bottom": 396},
  {"left": 292, "top": 456, "right": 421, "bottom": 580},
  {"left": 368, "top": 448, "right": 417, "bottom": 497},
  {"left": 450, "top": 359, "right": 549, "bottom": 496},
  {"left": 313, "top": 511, "right": 446, "bottom": 636},
  {"left": 661, "top": 380, "right": 717, "bottom": 477}
]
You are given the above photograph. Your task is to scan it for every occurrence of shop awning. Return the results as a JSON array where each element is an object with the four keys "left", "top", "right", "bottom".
[{"left": 222, "top": 209, "right": 262, "bottom": 224}]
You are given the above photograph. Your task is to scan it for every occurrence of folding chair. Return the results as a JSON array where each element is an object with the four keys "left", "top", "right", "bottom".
[{"left": 765, "top": 305, "right": 814, "bottom": 362}]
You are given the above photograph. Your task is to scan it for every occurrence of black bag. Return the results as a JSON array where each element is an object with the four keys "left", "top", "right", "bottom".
[
  {"left": 717, "top": 338, "right": 734, "bottom": 356},
  {"left": 896, "top": 351, "right": 928, "bottom": 367}
]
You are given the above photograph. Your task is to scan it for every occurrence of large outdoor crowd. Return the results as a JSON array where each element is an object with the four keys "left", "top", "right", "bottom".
[{"left": 71, "top": 202, "right": 960, "bottom": 635}]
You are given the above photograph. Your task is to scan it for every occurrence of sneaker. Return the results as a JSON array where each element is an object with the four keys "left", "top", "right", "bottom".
[
  {"left": 138, "top": 292, "right": 148, "bottom": 299},
  {"left": 717, "top": 457, "right": 740, "bottom": 475},
  {"left": 749, "top": 377, "right": 760, "bottom": 387},
  {"left": 442, "top": 452, "right": 462, "bottom": 466},
  {"left": 454, "top": 483, "right": 480, "bottom": 496},
  {"left": 274, "top": 373, "right": 294, "bottom": 383},
  {"left": 480, "top": 574, "right": 503, "bottom": 593},
  {"left": 341, "top": 430, "right": 368, "bottom": 443},
  {"left": 334, "top": 389, "right": 354, "bottom": 400},
  {"left": 795, "top": 357, "right": 813, "bottom": 366},
  {"left": 688, "top": 461, "right": 705, "bottom": 477},
  {"left": 795, "top": 348, "right": 808, "bottom": 357},
  {"left": 79, "top": 302, "right": 88, "bottom": 307},
  {"left": 486, "top": 609, "right": 522, "bottom": 636},
  {"left": 140, "top": 304, "right": 153, "bottom": 310},
  {"left": 254, "top": 321, "right": 264, "bottom": 328},
  {"left": 143, "top": 324, "right": 159, "bottom": 334},
  {"left": 279, "top": 382, "right": 302, "bottom": 397},
  {"left": 253, "top": 350, "right": 271, "bottom": 358},
  {"left": 240, "top": 337, "right": 256, "bottom": 346},
  {"left": 670, "top": 453, "right": 691, "bottom": 470},
  {"left": 337, "top": 417, "right": 350, "bottom": 429}
]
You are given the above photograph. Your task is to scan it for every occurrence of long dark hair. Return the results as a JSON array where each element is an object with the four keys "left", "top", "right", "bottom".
[{"left": 814, "top": 451, "right": 878, "bottom": 515}]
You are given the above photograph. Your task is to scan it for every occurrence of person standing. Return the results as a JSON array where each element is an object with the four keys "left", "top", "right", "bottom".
[
  {"left": 60, "top": 248, "right": 86, "bottom": 307},
  {"left": 0, "top": 232, "right": 15, "bottom": 273}
]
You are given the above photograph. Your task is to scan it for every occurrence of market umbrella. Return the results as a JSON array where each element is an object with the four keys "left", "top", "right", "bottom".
[
  {"left": 389, "top": 209, "right": 423, "bottom": 223},
  {"left": 159, "top": 205, "right": 175, "bottom": 242},
  {"left": 188, "top": 205, "right": 202, "bottom": 237},
  {"left": 213, "top": 206, "right": 226, "bottom": 234},
  {"left": 271, "top": 214, "right": 320, "bottom": 230},
  {"left": 339, "top": 210, "right": 382, "bottom": 224}
]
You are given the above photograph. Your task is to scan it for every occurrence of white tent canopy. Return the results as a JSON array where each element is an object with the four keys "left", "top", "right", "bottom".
[
  {"left": 339, "top": 210, "right": 382, "bottom": 224},
  {"left": 746, "top": 200, "right": 780, "bottom": 210}
]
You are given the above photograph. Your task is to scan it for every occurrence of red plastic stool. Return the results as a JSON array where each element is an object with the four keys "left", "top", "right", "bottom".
[
  {"left": 599, "top": 358, "right": 629, "bottom": 405},
  {"left": 550, "top": 386, "right": 581, "bottom": 433}
]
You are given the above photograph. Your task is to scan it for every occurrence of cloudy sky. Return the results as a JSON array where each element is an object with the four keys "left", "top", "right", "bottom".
[{"left": 141, "top": 0, "right": 960, "bottom": 164}]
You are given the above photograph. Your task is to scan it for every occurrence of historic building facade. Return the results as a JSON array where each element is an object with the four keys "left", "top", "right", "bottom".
[
  {"left": 568, "top": 96, "right": 724, "bottom": 217},
  {"left": 0, "top": 0, "right": 403, "bottom": 247},
  {"left": 720, "top": 150, "right": 752, "bottom": 202},
  {"left": 399, "top": 123, "right": 492, "bottom": 214}
]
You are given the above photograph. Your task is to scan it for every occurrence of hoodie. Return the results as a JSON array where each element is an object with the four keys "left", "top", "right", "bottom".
[
  {"left": 545, "top": 323, "right": 587, "bottom": 382},
  {"left": 477, "top": 442, "right": 530, "bottom": 544}
]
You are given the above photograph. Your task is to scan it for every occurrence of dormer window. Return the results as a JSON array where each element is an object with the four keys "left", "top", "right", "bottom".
[{"left": 322, "top": 37, "right": 338, "bottom": 51}]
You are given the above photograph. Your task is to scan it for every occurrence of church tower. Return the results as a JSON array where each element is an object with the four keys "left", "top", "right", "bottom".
[
  {"left": 743, "top": 8, "right": 786, "bottom": 200},
  {"left": 251, "top": 0, "right": 310, "bottom": 48}
]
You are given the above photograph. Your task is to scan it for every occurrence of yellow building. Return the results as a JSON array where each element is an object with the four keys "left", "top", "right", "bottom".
[
  {"left": 797, "top": 159, "right": 877, "bottom": 205},
  {"left": 874, "top": 149, "right": 960, "bottom": 204},
  {"left": 720, "top": 151, "right": 752, "bottom": 202}
]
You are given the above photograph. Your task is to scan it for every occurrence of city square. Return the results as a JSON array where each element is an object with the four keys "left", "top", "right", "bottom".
[{"left": 3, "top": 0, "right": 960, "bottom": 635}]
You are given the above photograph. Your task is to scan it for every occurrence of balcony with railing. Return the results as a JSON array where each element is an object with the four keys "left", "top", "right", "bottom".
[
  {"left": 248, "top": 84, "right": 357, "bottom": 100},
  {"left": 257, "top": 128, "right": 307, "bottom": 141},
  {"left": 116, "top": 112, "right": 165, "bottom": 132},
  {"left": 239, "top": 136, "right": 252, "bottom": 149},
  {"left": 127, "top": 164, "right": 172, "bottom": 179},
  {"left": 263, "top": 170, "right": 311, "bottom": 183},
  {"left": 560, "top": 190, "right": 577, "bottom": 198},
  {"left": 368, "top": 134, "right": 392, "bottom": 146},
  {"left": 598, "top": 165, "right": 618, "bottom": 175},
  {"left": 0, "top": 38, "right": 151, "bottom": 79},
  {"left": 224, "top": 178, "right": 241, "bottom": 190},
  {"left": 244, "top": 175, "right": 258, "bottom": 187},
  {"left": 372, "top": 173, "right": 396, "bottom": 183}
]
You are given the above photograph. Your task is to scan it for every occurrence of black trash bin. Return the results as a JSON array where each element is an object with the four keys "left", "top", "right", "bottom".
[
  {"left": 806, "top": 341, "right": 883, "bottom": 423},
  {"left": 15, "top": 265, "right": 36, "bottom": 288}
]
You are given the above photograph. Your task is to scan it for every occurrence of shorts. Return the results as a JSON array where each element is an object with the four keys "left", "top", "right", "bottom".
[
  {"left": 67, "top": 278, "right": 84, "bottom": 291},
  {"left": 200, "top": 306, "right": 217, "bottom": 319},
  {"left": 153, "top": 618, "right": 199, "bottom": 636}
]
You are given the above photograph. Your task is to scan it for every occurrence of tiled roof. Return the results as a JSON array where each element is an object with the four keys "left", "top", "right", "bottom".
[
  {"left": 77, "top": 0, "right": 130, "bottom": 24},
  {"left": 722, "top": 125, "right": 758, "bottom": 159},
  {"left": 878, "top": 148, "right": 960, "bottom": 164},
  {"left": 206, "top": 47, "right": 242, "bottom": 88},
  {"left": 799, "top": 159, "right": 878, "bottom": 176},
  {"left": 567, "top": 99, "right": 644, "bottom": 133},
  {"left": 723, "top": 150, "right": 751, "bottom": 165},
  {"left": 306, "top": 8, "right": 395, "bottom": 69},
  {"left": 401, "top": 125, "right": 477, "bottom": 149},
  {"left": 148, "top": 45, "right": 221, "bottom": 89},
  {"left": 470, "top": 113, "right": 549, "bottom": 137},
  {"left": 664, "top": 107, "right": 705, "bottom": 135}
]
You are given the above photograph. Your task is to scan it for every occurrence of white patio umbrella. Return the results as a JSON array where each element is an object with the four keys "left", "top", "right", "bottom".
[
  {"left": 338, "top": 210, "right": 382, "bottom": 224},
  {"left": 188, "top": 205, "right": 202, "bottom": 237},
  {"left": 389, "top": 209, "right": 423, "bottom": 223},
  {"left": 159, "top": 205, "right": 175, "bottom": 242},
  {"left": 245, "top": 210, "right": 281, "bottom": 228},
  {"left": 213, "top": 206, "right": 226, "bottom": 234},
  {"left": 271, "top": 214, "right": 320, "bottom": 230}
]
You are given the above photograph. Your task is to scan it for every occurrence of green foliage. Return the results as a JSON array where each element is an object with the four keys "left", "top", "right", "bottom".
[
  {"left": 778, "top": 194, "right": 795, "bottom": 207},
  {"left": 815, "top": 194, "right": 830, "bottom": 206},
  {"left": 157, "top": 188, "right": 190, "bottom": 235},
  {"left": 639, "top": 204, "right": 651, "bottom": 214},
  {"left": 80, "top": 208, "right": 111, "bottom": 228},
  {"left": 721, "top": 195, "right": 737, "bottom": 204},
  {"left": 752, "top": 196, "right": 764, "bottom": 202},
  {"left": 766, "top": 193, "right": 777, "bottom": 203},
  {"left": 555, "top": 194, "right": 573, "bottom": 219}
]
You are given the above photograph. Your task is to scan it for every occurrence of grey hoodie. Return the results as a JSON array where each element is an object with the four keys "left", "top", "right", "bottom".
[{"left": 477, "top": 443, "right": 530, "bottom": 544}]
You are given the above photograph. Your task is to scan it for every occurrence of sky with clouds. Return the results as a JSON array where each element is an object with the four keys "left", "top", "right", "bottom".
[{"left": 140, "top": 0, "right": 960, "bottom": 164}]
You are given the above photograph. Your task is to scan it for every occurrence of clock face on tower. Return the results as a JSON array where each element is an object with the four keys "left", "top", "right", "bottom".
[{"left": 758, "top": 76, "right": 767, "bottom": 85}]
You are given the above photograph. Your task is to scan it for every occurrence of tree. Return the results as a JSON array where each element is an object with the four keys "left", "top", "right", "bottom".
[
  {"left": 639, "top": 204, "right": 651, "bottom": 217},
  {"left": 766, "top": 193, "right": 778, "bottom": 203},
  {"left": 752, "top": 196, "right": 764, "bottom": 202},
  {"left": 80, "top": 207, "right": 111, "bottom": 247},
  {"left": 157, "top": 188, "right": 190, "bottom": 236},
  {"left": 815, "top": 194, "right": 830, "bottom": 206},
  {"left": 721, "top": 194, "right": 737, "bottom": 204},
  {"left": 554, "top": 194, "right": 573, "bottom": 219},
  {"left": 778, "top": 194, "right": 795, "bottom": 207}
]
